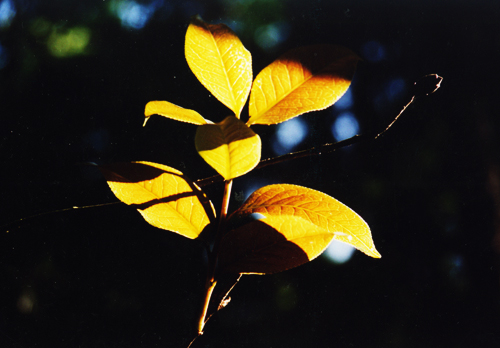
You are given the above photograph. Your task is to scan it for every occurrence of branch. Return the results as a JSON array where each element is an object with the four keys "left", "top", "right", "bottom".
[
  {"left": 1, "top": 202, "right": 120, "bottom": 233},
  {"left": 189, "top": 179, "right": 233, "bottom": 347},
  {"left": 195, "top": 74, "right": 442, "bottom": 187}
]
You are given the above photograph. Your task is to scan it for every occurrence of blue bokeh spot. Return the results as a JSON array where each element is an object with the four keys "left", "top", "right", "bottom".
[
  {"left": 334, "top": 88, "right": 354, "bottom": 110},
  {"left": 324, "top": 240, "right": 356, "bottom": 264},
  {"left": 362, "top": 40, "right": 386, "bottom": 62},
  {"left": 115, "top": 0, "right": 163, "bottom": 29},
  {"left": 0, "top": 0, "right": 16, "bottom": 29},
  {"left": 273, "top": 117, "right": 308, "bottom": 155},
  {"left": 332, "top": 112, "right": 359, "bottom": 141}
]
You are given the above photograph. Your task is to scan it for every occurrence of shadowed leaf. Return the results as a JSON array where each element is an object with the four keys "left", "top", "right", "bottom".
[
  {"left": 233, "top": 184, "right": 381, "bottom": 258},
  {"left": 247, "top": 45, "right": 360, "bottom": 125},
  {"left": 99, "top": 161, "right": 215, "bottom": 239},
  {"left": 144, "top": 101, "right": 208, "bottom": 126},
  {"left": 185, "top": 17, "right": 252, "bottom": 118},
  {"left": 217, "top": 215, "right": 334, "bottom": 275},
  {"left": 195, "top": 115, "right": 261, "bottom": 180}
]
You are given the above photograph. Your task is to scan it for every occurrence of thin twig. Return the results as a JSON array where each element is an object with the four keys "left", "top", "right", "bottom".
[
  {"left": 195, "top": 74, "right": 442, "bottom": 187},
  {"left": 1, "top": 202, "right": 120, "bottom": 233}
]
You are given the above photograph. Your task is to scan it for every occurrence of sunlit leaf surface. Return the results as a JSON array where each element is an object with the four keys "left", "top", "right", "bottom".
[
  {"left": 234, "top": 184, "right": 381, "bottom": 258},
  {"left": 185, "top": 17, "right": 252, "bottom": 118},
  {"left": 144, "top": 101, "right": 208, "bottom": 126},
  {"left": 217, "top": 215, "right": 334, "bottom": 274},
  {"left": 247, "top": 45, "right": 360, "bottom": 125},
  {"left": 99, "top": 161, "right": 215, "bottom": 239},
  {"left": 195, "top": 116, "right": 261, "bottom": 180}
]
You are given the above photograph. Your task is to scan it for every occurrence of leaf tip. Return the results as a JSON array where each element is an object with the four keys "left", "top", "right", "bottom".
[{"left": 367, "top": 247, "right": 381, "bottom": 258}]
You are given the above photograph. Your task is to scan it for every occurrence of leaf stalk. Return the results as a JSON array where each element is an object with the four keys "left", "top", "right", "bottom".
[{"left": 190, "top": 179, "right": 233, "bottom": 347}]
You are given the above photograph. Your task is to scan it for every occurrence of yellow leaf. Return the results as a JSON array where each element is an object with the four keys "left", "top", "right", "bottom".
[
  {"left": 99, "top": 161, "right": 215, "bottom": 239},
  {"left": 185, "top": 17, "right": 252, "bottom": 118},
  {"left": 217, "top": 215, "right": 334, "bottom": 275},
  {"left": 144, "top": 100, "right": 208, "bottom": 126},
  {"left": 234, "top": 184, "right": 381, "bottom": 258},
  {"left": 195, "top": 115, "right": 261, "bottom": 180},
  {"left": 247, "top": 45, "right": 360, "bottom": 125}
]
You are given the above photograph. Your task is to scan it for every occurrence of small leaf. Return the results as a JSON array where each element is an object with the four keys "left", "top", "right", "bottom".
[
  {"left": 185, "top": 17, "right": 252, "bottom": 118},
  {"left": 247, "top": 45, "right": 360, "bottom": 125},
  {"left": 217, "top": 215, "right": 334, "bottom": 275},
  {"left": 99, "top": 161, "right": 215, "bottom": 239},
  {"left": 144, "top": 101, "right": 208, "bottom": 126},
  {"left": 233, "top": 184, "right": 381, "bottom": 258},
  {"left": 195, "top": 115, "right": 261, "bottom": 180}
]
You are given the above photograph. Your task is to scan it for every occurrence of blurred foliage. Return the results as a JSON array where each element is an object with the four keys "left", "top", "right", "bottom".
[{"left": 1, "top": 0, "right": 499, "bottom": 347}]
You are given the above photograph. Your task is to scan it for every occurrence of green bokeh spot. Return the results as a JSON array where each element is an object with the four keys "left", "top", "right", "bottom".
[{"left": 47, "top": 26, "right": 91, "bottom": 58}]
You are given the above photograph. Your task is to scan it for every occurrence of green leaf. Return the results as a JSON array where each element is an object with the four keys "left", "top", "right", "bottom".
[
  {"left": 185, "top": 17, "right": 252, "bottom": 118},
  {"left": 99, "top": 161, "right": 215, "bottom": 239},
  {"left": 233, "top": 184, "right": 381, "bottom": 258},
  {"left": 195, "top": 115, "right": 261, "bottom": 180},
  {"left": 247, "top": 45, "right": 360, "bottom": 125}
]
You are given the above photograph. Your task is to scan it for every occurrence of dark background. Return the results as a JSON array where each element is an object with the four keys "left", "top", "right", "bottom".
[{"left": 1, "top": 0, "right": 499, "bottom": 347}]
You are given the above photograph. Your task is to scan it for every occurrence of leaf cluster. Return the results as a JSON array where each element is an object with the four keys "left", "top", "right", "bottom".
[{"left": 98, "top": 17, "right": 380, "bottom": 341}]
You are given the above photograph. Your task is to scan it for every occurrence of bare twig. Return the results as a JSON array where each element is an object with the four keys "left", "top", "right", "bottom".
[
  {"left": 195, "top": 74, "right": 443, "bottom": 188},
  {"left": 1, "top": 202, "right": 120, "bottom": 233}
]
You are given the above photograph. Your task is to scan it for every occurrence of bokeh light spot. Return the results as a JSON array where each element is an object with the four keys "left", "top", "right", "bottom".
[
  {"left": 0, "top": 0, "right": 16, "bottom": 29},
  {"left": 334, "top": 88, "right": 353, "bottom": 110},
  {"left": 110, "top": 0, "right": 163, "bottom": 29},
  {"left": 273, "top": 117, "right": 308, "bottom": 155},
  {"left": 331, "top": 112, "right": 359, "bottom": 141},
  {"left": 324, "top": 240, "right": 356, "bottom": 264},
  {"left": 243, "top": 181, "right": 270, "bottom": 202},
  {"left": 17, "top": 289, "right": 36, "bottom": 314},
  {"left": 444, "top": 254, "right": 464, "bottom": 278},
  {"left": 222, "top": 19, "right": 244, "bottom": 33},
  {"left": 47, "top": 27, "right": 91, "bottom": 58},
  {"left": 254, "top": 22, "right": 290, "bottom": 50},
  {"left": 361, "top": 40, "right": 386, "bottom": 62},
  {"left": 374, "top": 77, "right": 407, "bottom": 112},
  {"left": 385, "top": 77, "right": 406, "bottom": 101}
]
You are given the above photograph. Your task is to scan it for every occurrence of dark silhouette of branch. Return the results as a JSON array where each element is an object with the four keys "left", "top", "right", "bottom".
[
  {"left": 195, "top": 74, "right": 442, "bottom": 187},
  {"left": 2, "top": 75, "right": 441, "bottom": 232}
]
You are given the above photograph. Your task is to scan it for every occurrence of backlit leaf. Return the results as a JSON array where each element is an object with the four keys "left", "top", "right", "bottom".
[
  {"left": 185, "top": 17, "right": 252, "bottom": 118},
  {"left": 233, "top": 184, "right": 381, "bottom": 258},
  {"left": 195, "top": 115, "right": 261, "bottom": 180},
  {"left": 99, "top": 161, "right": 215, "bottom": 239},
  {"left": 247, "top": 45, "right": 360, "bottom": 125},
  {"left": 217, "top": 215, "right": 334, "bottom": 275},
  {"left": 144, "top": 100, "right": 208, "bottom": 126}
]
